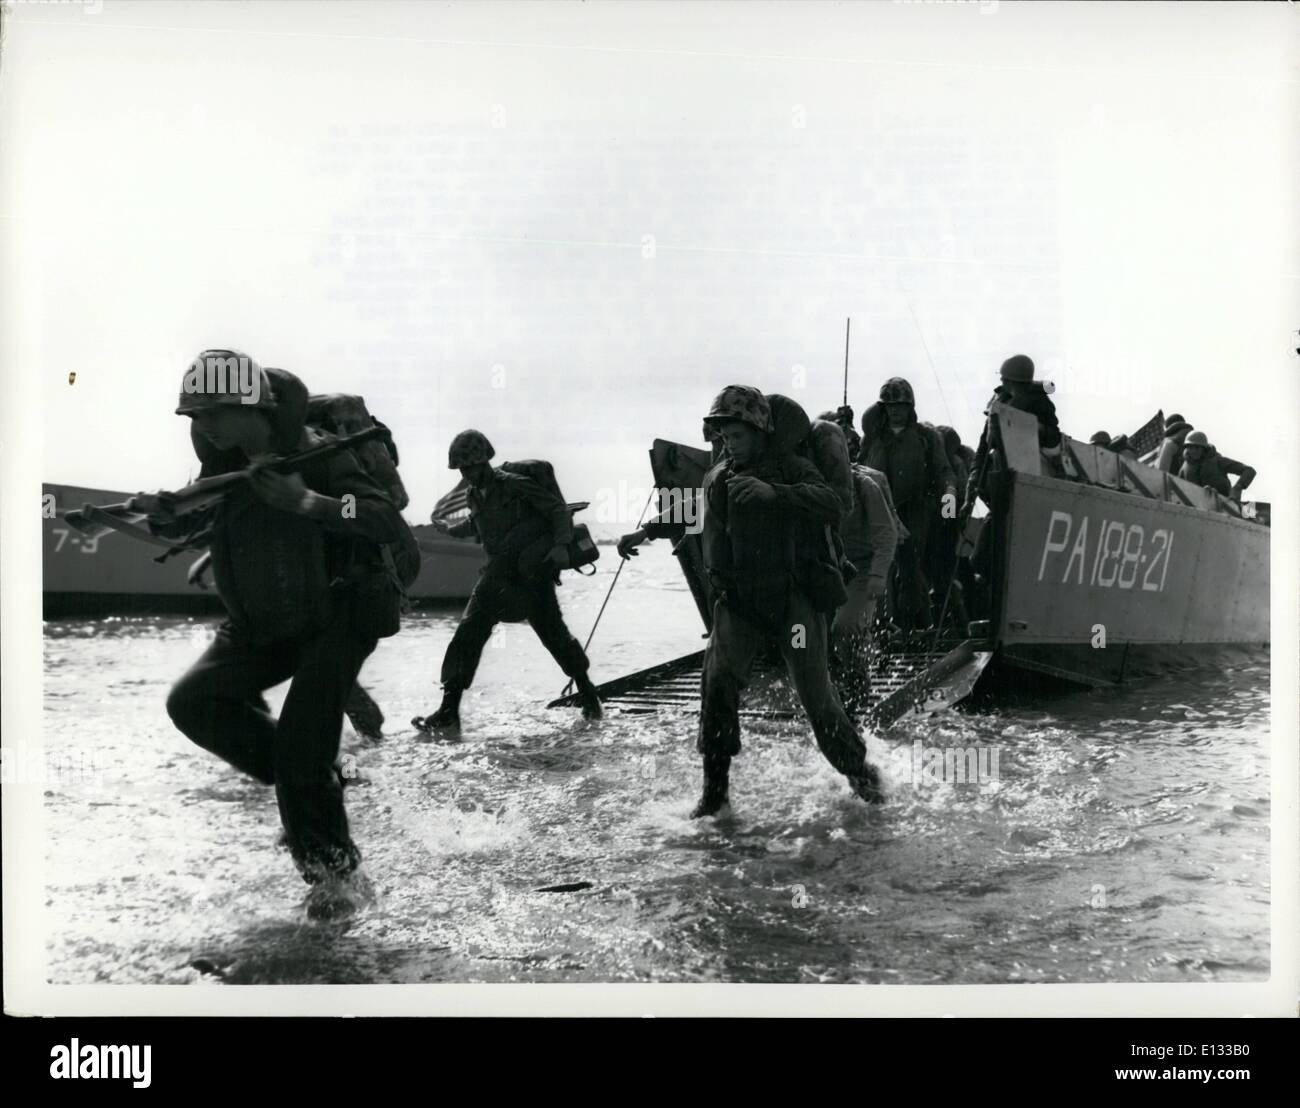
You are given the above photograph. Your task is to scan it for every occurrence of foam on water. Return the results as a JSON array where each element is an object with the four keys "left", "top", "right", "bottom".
[{"left": 40, "top": 543, "right": 1271, "bottom": 984}]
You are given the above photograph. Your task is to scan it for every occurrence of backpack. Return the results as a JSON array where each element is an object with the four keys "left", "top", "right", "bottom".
[
  {"left": 306, "top": 394, "right": 423, "bottom": 634},
  {"left": 498, "top": 459, "right": 600, "bottom": 574}
]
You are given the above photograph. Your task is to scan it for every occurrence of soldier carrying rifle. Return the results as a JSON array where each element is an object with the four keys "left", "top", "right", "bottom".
[{"left": 134, "top": 351, "right": 408, "bottom": 921}]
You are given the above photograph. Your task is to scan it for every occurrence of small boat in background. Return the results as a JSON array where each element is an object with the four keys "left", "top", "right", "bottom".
[{"left": 43, "top": 481, "right": 487, "bottom": 617}]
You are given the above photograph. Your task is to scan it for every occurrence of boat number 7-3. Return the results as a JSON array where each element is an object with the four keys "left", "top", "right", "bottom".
[
  {"left": 1037, "top": 510, "right": 1174, "bottom": 592},
  {"left": 51, "top": 528, "right": 101, "bottom": 555}
]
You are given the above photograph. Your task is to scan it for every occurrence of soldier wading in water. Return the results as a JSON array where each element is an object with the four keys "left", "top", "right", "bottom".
[
  {"left": 413, "top": 430, "right": 602, "bottom": 731},
  {"left": 143, "top": 353, "right": 408, "bottom": 921},
  {"left": 693, "top": 386, "right": 884, "bottom": 817}
]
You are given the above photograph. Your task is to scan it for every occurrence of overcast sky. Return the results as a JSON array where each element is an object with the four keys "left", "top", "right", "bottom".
[{"left": 3, "top": 0, "right": 1296, "bottom": 527}]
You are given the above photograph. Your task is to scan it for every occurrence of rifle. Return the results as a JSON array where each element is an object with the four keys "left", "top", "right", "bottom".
[{"left": 63, "top": 426, "right": 386, "bottom": 555}]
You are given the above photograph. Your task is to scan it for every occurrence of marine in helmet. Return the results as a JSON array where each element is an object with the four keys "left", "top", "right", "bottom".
[
  {"left": 413, "top": 429, "right": 602, "bottom": 731},
  {"left": 1178, "top": 430, "right": 1255, "bottom": 500},
  {"left": 692, "top": 385, "right": 883, "bottom": 818},
  {"left": 817, "top": 406, "right": 862, "bottom": 463},
  {"left": 963, "top": 355, "right": 1063, "bottom": 616},
  {"left": 966, "top": 354, "right": 1062, "bottom": 501},
  {"left": 1155, "top": 413, "right": 1195, "bottom": 474},
  {"left": 860, "top": 377, "right": 956, "bottom": 631},
  {"left": 142, "top": 350, "right": 408, "bottom": 920},
  {"left": 1090, "top": 429, "right": 1138, "bottom": 461}
]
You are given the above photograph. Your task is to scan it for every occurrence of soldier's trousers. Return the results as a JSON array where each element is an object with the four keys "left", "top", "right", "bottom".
[
  {"left": 830, "top": 574, "right": 879, "bottom": 705},
  {"left": 892, "top": 502, "right": 933, "bottom": 630},
  {"left": 440, "top": 561, "right": 589, "bottom": 692},
  {"left": 166, "top": 598, "right": 376, "bottom": 884},
  {"left": 698, "top": 591, "right": 869, "bottom": 777}
]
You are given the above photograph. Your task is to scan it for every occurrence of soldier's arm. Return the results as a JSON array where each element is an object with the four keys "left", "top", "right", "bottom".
[
  {"left": 1219, "top": 456, "right": 1256, "bottom": 493},
  {"left": 643, "top": 493, "right": 692, "bottom": 540},
  {"left": 927, "top": 427, "right": 957, "bottom": 501},
  {"left": 966, "top": 402, "right": 1000, "bottom": 507},
  {"left": 765, "top": 458, "right": 841, "bottom": 524},
  {"left": 860, "top": 476, "right": 898, "bottom": 582},
  {"left": 302, "top": 452, "right": 407, "bottom": 543},
  {"left": 644, "top": 519, "right": 687, "bottom": 541},
  {"left": 1034, "top": 393, "right": 1062, "bottom": 449},
  {"left": 700, "top": 467, "right": 730, "bottom": 578}
]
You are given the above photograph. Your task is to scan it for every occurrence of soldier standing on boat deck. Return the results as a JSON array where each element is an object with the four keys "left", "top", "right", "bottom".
[
  {"left": 968, "top": 354, "right": 1062, "bottom": 487},
  {"left": 693, "top": 385, "right": 883, "bottom": 818},
  {"left": 412, "top": 430, "right": 602, "bottom": 731},
  {"left": 1179, "top": 431, "right": 1256, "bottom": 500},
  {"left": 145, "top": 353, "right": 407, "bottom": 921},
  {"left": 964, "top": 355, "right": 1062, "bottom": 615}
]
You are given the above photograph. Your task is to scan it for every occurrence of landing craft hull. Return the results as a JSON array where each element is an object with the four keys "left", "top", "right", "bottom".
[
  {"left": 553, "top": 412, "right": 1270, "bottom": 720},
  {"left": 42, "top": 482, "right": 487, "bottom": 615},
  {"left": 989, "top": 472, "right": 1270, "bottom": 686}
]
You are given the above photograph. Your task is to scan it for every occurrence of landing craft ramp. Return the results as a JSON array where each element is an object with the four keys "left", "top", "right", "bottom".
[{"left": 548, "top": 637, "right": 993, "bottom": 729}]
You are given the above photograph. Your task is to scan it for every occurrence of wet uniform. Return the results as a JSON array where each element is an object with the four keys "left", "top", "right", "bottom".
[
  {"left": 698, "top": 445, "right": 869, "bottom": 779},
  {"left": 161, "top": 427, "right": 405, "bottom": 886},
  {"left": 863, "top": 416, "right": 955, "bottom": 629},
  {"left": 441, "top": 466, "right": 589, "bottom": 691},
  {"left": 832, "top": 460, "right": 894, "bottom": 691}
]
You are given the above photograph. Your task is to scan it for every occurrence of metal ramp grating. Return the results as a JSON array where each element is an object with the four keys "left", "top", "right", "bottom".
[{"left": 550, "top": 636, "right": 988, "bottom": 728}]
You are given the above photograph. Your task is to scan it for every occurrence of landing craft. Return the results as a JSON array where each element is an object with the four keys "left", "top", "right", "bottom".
[
  {"left": 549, "top": 405, "right": 1269, "bottom": 725},
  {"left": 41, "top": 480, "right": 487, "bottom": 615}
]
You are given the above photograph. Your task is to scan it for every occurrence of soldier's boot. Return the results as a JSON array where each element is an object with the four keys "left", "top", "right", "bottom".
[
  {"left": 689, "top": 754, "right": 731, "bottom": 819},
  {"left": 847, "top": 759, "right": 885, "bottom": 804},
  {"left": 304, "top": 867, "right": 376, "bottom": 923},
  {"left": 573, "top": 673, "right": 603, "bottom": 720},
  {"left": 412, "top": 687, "right": 462, "bottom": 734}
]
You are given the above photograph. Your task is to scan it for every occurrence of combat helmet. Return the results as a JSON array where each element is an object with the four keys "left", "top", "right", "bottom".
[
  {"left": 176, "top": 349, "right": 277, "bottom": 415},
  {"left": 1184, "top": 430, "right": 1212, "bottom": 450},
  {"left": 448, "top": 429, "right": 495, "bottom": 469},
  {"left": 703, "top": 385, "right": 773, "bottom": 433},
  {"left": 878, "top": 377, "right": 915, "bottom": 406},
  {"left": 999, "top": 354, "right": 1035, "bottom": 383}
]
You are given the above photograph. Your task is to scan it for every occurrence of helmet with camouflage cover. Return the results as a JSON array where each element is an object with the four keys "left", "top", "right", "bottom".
[
  {"left": 175, "top": 349, "right": 277, "bottom": 415},
  {"left": 1184, "top": 430, "right": 1212, "bottom": 450},
  {"left": 448, "top": 429, "right": 495, "bottom": 468},
  {"left": 703, "top": 385, "right": 773, "bottom": 433},
  {"left": 878, "top": 377, "right": 915, "bottom": 406}
]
